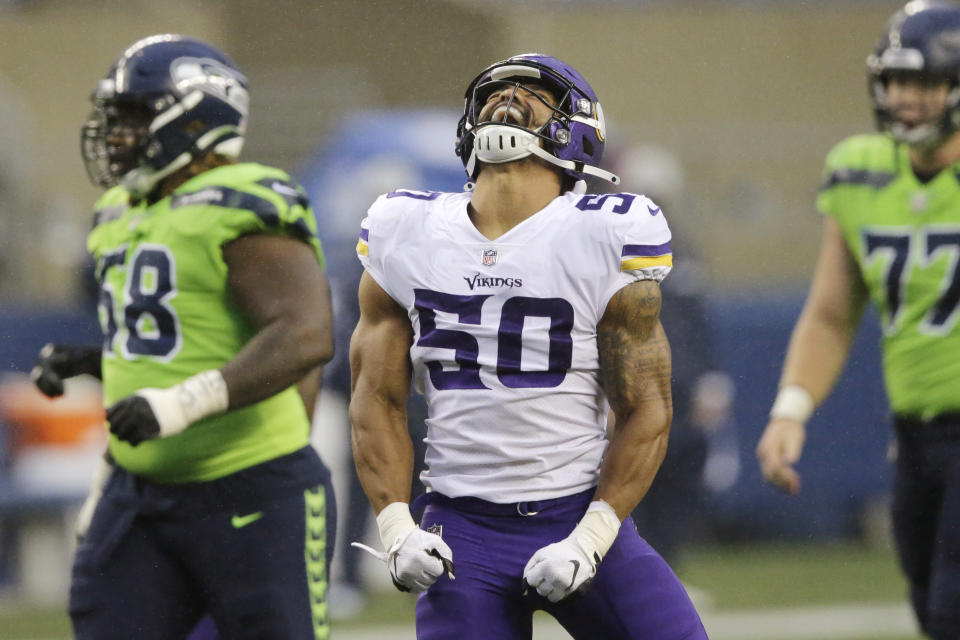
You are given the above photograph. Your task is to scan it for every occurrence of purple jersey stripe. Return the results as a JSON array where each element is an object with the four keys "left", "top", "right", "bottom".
[
  {"left": 386, "top": 189, "right": 440, "bottom": 201},
  {"left": 359, "top": 228, "right": 369, "bottom": 242},
  {"left": 622, "top": 241, "right": 671, "bottom": 257}
]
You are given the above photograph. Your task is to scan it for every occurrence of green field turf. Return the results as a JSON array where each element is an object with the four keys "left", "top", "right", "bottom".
[
  {"left": 1, "top": 541, "right": 920, "bottom": 640},
  {"left": 679, "top": 541, "right": 909, "bottom": 609}
]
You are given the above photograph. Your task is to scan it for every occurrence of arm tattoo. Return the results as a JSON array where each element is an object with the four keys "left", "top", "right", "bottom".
[{"left": 597, "top": 281, "right": 672, "bottom": 417}]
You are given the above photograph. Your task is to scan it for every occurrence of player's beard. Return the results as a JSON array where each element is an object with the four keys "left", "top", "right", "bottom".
[
  {"left": 105, "top": 125, "right": 151, "bottom": 181},
  {"left": 107, "top": 148, "right": 140, "bottom": 179}
]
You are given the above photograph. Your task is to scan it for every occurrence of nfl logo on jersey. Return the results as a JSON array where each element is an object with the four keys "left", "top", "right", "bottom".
[{"left": 481, "top": 249, "right": 498, "bottom": 267}]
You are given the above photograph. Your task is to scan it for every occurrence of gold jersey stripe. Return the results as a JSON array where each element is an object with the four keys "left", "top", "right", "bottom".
[{"left": 621, "top": 255, "right": 673, "bottom": 271}]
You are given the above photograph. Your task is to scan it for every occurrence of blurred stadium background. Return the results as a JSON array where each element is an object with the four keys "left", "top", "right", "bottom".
[{"left": 0, "top": 0, "right": 922, "bottom": 638}]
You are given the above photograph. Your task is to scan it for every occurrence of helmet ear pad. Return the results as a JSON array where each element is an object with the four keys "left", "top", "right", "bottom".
[{"left": 544, "top": 111, "right": 600, "bottom": 168}]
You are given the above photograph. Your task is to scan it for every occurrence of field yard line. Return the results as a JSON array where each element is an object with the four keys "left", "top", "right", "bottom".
[{"left": 324, "top": 602, "right": 918, "bottom": 640}]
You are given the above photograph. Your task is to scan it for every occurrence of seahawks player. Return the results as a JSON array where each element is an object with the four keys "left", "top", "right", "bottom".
[
  {"left": 31, "top": 35, "right": 334, "bottom": 639},
  {"left": 756, "top": 3, "right": 960, "bottom": 638},
  {"left": 349, "top": 54, "right": 707, "bottom": 639}
]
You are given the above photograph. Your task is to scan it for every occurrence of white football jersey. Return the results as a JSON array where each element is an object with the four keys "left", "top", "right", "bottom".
[{"left": 357, "top": 189, "right": 672, "bottom": 502}]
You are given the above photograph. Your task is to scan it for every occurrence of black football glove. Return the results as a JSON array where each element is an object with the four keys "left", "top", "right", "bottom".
[
  {"left": 31, "top": 344, "right": 102, "bottom": 398},
  {"left": 105, "top": 371, "right": 230, "bottom": 446},
  {"left": 106, "top": 396, "right": 161, "bottom": 446}
]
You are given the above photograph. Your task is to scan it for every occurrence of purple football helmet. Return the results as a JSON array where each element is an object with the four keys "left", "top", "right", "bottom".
[
  {"left": 867, "top": 0, "right": 960, "bottom": 146},
  {"left": 81, "top": 34, "right": 249, "bottom": 198},
  {"left": 455, "top": 53, "right": 619, "bottom": 191}
]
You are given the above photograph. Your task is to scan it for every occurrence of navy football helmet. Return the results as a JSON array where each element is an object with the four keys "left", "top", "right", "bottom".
[
  {"left": 867, "top": 0, "right": 960, "bottom": 146},
  {"left": 455, "top": 53, "right": 619, "bottom": 192},
  {"left": 81, "top": 34, "right": 249, "bottom": 198}
]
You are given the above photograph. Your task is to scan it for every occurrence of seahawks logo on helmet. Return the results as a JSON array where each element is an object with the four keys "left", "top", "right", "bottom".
[{"left": 170, "top": 57, "right": 249, "bottom": 116}]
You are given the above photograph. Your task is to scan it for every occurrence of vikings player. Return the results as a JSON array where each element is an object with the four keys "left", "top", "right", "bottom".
[{"left": 350, "top": 53, "right": 707, "bottom": 639}]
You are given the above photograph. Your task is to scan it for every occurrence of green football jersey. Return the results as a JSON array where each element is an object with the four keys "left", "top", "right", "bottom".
[
  {"left": 87, "top": 163, "right": 325, "bottom": 482},
  {"left": 818, "top": 133, "right": 960, "bottom": 418}
]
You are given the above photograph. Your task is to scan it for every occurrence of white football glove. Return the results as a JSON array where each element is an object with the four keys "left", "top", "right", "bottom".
[
  {"left": 386, "top": 527, "right": 455, "bottom": 592},
  {"left": 352, "top": 502, "right": 455, "bottom": 593},
  {"left": 522, "top": 500, "right": 621, "bottom": 602}
]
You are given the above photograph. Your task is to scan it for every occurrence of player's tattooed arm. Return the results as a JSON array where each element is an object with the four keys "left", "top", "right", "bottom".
[{"left": 595, "top": 280, "right": 673, "bottom": 520}]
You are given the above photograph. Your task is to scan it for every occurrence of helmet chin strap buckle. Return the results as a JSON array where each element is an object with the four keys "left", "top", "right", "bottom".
[{"left": 122, "top": 150, "right": 192, "bottom": 200}]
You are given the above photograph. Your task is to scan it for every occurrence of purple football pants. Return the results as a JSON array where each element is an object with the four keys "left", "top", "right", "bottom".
[{"left": 413, "top": 488, "right": 709, "bottom": 640}]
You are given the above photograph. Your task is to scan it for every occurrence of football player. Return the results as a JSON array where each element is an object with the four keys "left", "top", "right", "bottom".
[
  {"left": 756, "top": 3, "right": 960, "bottom": 638},
  {"left": 32, "top": 35, "right": 335, "bottom": 639},
  {"left": 349, "top": 53, "right": 708, "bottom": 639}
]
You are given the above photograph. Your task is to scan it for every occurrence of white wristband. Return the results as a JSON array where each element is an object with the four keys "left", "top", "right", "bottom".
[
  {"left": 570, "top": 500, "right": 621, "bottom": 563},
  {"left": 376, "top": 502, "right": 417, "bottom": 552},
  {"left": 136, "top": 369, "right": 229, "bottom": 438},
  {"left": 769, "top": 384, "right": 815, "bottom": 424}
]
